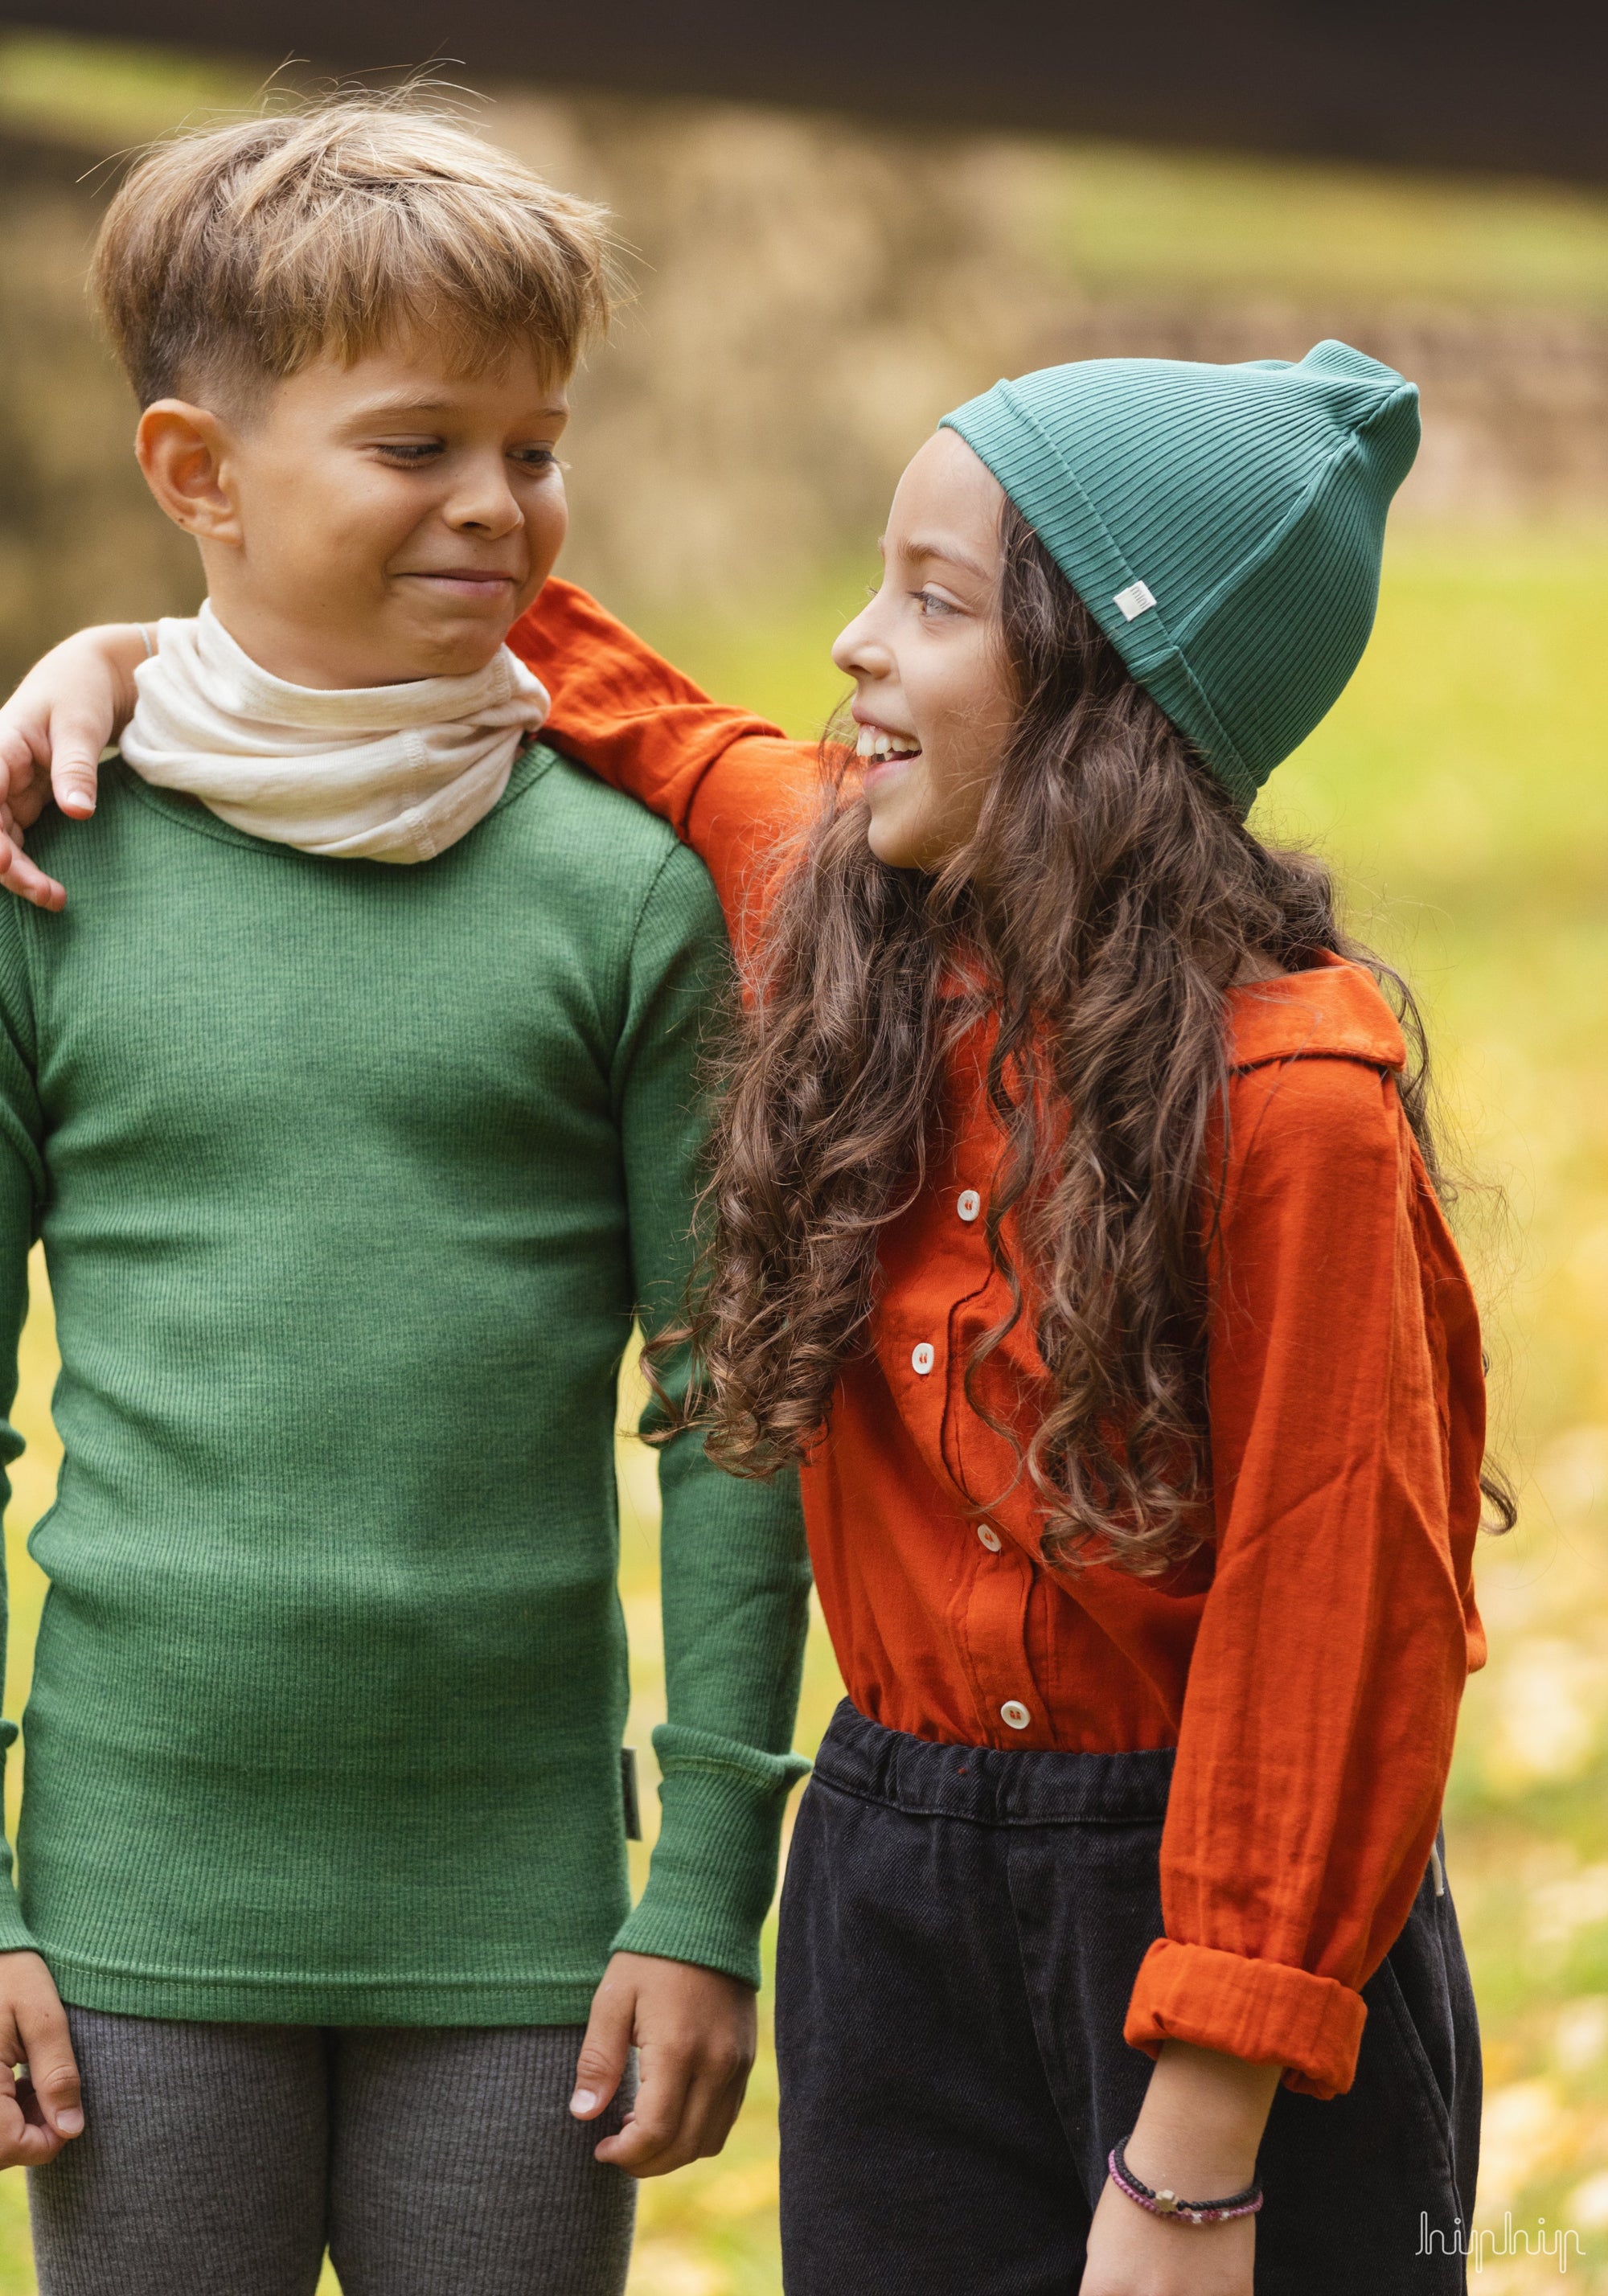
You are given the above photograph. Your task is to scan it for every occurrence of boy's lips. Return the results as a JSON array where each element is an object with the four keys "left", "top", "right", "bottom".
[{"left": 403, "top": 571, "right": 519, "bottom": 601}]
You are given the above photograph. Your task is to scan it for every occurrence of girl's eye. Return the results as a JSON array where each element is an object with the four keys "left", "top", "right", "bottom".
[
  {"left": 915, "top": 589, "right": 959, "bottom": 618},
  {"left": 511, "top": 446, "right": 559, "bottom": 471}
]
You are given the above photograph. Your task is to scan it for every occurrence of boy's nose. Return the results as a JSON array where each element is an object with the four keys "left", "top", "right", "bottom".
[{"left": 448, "top": 469, "right": 523, "bottom": 539}]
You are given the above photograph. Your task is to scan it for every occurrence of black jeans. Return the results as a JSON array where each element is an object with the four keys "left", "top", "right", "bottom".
[{"left": 777, "top": 1700, "right": 1479, "bottom": 2295}]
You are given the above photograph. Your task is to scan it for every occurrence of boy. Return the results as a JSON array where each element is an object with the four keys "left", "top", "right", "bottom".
[{"left": 0, "top": 101, "right": 810, "bottom": 2296}]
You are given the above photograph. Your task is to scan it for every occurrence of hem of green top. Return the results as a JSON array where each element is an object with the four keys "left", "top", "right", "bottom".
[{"left": 44, "top": 1956, "right": 611, "bottom": 2028}]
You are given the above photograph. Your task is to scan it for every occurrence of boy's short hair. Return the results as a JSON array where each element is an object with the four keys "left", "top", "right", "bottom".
[{"left": 92, "top": 98, "right": 613, "bottom": 408}]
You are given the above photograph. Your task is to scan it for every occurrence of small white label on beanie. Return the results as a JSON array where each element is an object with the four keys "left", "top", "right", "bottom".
[{"left": 1114, "top": 580, "right": 1157, "bottom": 622}]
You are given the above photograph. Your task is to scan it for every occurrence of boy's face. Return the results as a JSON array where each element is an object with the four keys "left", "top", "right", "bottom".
[{"left": 136, "top": 336, "right": 571, "bottom": 689}]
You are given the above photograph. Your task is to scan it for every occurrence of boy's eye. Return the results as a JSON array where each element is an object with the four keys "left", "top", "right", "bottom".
[{"left": 371, "top": 442, "right": 558, "bottom": 471}]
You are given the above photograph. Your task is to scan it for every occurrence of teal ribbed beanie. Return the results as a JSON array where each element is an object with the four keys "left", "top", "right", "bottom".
[{"left": 939, "top": 340, "right": 1419, "bottom": 810}]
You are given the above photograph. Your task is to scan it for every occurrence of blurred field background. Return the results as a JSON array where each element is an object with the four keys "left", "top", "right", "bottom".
[{"left": 0, "top": 25, "right": 1606, "bottom": 2291}]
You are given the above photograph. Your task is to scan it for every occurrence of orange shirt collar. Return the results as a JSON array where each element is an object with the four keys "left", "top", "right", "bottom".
[{"left": 1227, "top": 952, "right": 1407, "bottom": 1074}]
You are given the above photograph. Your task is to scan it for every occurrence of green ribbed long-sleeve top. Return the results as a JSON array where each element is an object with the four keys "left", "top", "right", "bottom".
[{"left": 0, "top": 740, "right": 811, "bottom": 2023}]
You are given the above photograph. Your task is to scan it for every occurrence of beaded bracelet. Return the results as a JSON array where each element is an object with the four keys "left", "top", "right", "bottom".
[{"left": 1108, "top": 2136, "right": 1263, "bottom": 2225}]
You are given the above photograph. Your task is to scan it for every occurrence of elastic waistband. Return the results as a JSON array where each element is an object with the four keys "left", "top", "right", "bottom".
[{"left": 810, "top": 1699, "right": 1175, "bottom": 1827}]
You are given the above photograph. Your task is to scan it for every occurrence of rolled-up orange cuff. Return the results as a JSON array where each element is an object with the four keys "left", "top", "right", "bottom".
[{"left": 1124, "top": 1937, "right": 1368, "bottom": 2099}]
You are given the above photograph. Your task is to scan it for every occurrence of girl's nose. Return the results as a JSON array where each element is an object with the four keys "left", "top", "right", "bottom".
[{"left": 832, "top": 602, "right": 893, "bottom": 682}]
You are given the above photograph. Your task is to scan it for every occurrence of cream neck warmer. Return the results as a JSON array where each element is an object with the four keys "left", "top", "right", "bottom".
[{"left": 121, "top": 602, "right": 552, "bottom": 863}]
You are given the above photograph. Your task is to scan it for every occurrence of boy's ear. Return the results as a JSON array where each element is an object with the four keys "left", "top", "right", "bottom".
[{"left": 135, "top": 400, "right": 241, "bottom": 545}]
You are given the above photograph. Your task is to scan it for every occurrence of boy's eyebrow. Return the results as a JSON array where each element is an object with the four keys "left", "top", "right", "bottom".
[
  {"left": 344, "top": 392, "right": 570, "bottom": 421},
  {"left": 896, "top": 531, "right": 992, "bottom": 583}
]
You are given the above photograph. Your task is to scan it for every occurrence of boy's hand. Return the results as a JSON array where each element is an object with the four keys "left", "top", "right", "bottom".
[
  {"left": 570, "top": 1950, "right": 756, "bottom": 2177},
  {"left": 0, "top": 623, "right": 149, "bottom": 911},
  {"left": 0, "top": 1949, "right": 83, "bottom": 2167}
]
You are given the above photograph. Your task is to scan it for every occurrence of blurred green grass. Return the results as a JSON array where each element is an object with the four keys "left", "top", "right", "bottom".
[
  {"left": 0, "top": 528, "right": 1604, "bottom": 2286},
  {"left": 5, "top": 26, "right": 1608, "bottom": 318},
  {"left": 1029, "top": 145, "right": 1608, "bottom": 312},
  {"left": 0, "top": 31, "right": 260, "bottom": 150}
]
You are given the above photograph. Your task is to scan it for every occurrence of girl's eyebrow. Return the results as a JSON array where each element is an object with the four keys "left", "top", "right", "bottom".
[{"left": 896, "top": 532, "right": 992, "bottom": 583}]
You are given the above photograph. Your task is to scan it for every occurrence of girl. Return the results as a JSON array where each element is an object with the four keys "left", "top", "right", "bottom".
[{"left": 1, "top": 342, "right": 1495, "bottom": 2294}]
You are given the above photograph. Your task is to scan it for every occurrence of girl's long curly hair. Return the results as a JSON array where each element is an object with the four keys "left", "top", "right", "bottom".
[{"left": 651, "top": 502, "right": 1515, "bottom": 1573}]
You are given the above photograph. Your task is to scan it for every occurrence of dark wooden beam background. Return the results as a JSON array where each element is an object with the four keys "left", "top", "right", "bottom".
[{"left": 3, "top": 0, "right": 1605, "bottom": 182}]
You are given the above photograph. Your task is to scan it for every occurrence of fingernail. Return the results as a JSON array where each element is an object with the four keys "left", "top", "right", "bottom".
[
  {"left": 57, "top": 2107, "right": 83, "bottom": 2135},
  {"left": 570, "top": 2089, "right": 597, "bottom": 2117}
]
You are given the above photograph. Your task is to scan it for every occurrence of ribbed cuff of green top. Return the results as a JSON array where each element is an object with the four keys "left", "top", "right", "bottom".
[
  {"left": 610, "top": 1724, "right": 811, "bottom": 1989},
  {"left": 0, "top": 1724, "right": 35, "bottom": 1953}
]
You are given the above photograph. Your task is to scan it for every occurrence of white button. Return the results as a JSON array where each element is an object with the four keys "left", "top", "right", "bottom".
[
  {"left": 911, "top": 1343, "right": 935, "bottom": 1376},
  {"left": 1000, "top": 1700, "right": 1032, "bottom": 1731},
  {"left": 957, "top": 1188, "right": 981, "bottom": 1223},
  {"left": 976, "top": 1523, "right": 1003, "bottom": 1552}
]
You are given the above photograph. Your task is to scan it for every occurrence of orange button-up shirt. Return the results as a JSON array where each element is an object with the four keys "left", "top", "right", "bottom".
[{"left": 515, "top": 580, "right": 1489, "bottom": 2098}]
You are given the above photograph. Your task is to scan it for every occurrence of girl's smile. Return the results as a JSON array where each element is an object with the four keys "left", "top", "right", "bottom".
[
  {"left": 852, "top": 717, "right": 923, "bottom": 797},
  {"left": 852, "top": 723, "right": 922, "bottom": 761}
]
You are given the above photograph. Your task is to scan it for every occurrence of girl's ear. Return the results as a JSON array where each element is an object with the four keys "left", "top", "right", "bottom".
[{"left": 134, "top": 400, "right": 240, "bottom": 545}]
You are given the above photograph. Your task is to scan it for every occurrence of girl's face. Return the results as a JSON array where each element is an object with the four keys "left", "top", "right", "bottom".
[{"left": 831, "top": 428, "right": 1017, "bottom": 871}]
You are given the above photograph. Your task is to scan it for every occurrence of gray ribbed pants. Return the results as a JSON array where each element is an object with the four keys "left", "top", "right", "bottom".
[{"left": 28, "top": 2007, "right": 637, "bottom": 2296}]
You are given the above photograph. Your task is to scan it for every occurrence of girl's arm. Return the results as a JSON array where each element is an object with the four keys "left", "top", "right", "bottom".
[
  {"left": 0, "top": 584, "right": 822, "bottom": 927},
  {"left": 1081, "top": 1039, "right": 1480, "bottom": 2294},
  {"left": 509, "top": 580, "right": 821, "bottom": 949},
  {"left": 0, "top": 625, "right": 147, "bottom": 908},
  {"left": 1081, "top": 2043, "right": 1278, "bottom": 2296},
  {"left": 1126, "top": 1046, "right": 1483, "bottom": 2101}
]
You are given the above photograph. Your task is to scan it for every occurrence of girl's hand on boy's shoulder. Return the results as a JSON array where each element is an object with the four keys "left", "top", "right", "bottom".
[
  {"left": 0, "top": 1948, "right": 83, "bottom": 2168},
  {"left": 568, "top": 1950, "right": 756, "bottom": 2178},
  {"left": 1081, "top": 2175, "right": 1255, "bottom": 2295},
  {"left": 0, "top": 622, "right": 149, "bottom": 912}
]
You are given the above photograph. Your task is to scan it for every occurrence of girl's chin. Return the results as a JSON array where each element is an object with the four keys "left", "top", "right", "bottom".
[
  {"left": 864, "top": 803, "right": 936, "bottom": 872},
  {"left": 861, "top": 755, "right": 924, "bottom": 834}
]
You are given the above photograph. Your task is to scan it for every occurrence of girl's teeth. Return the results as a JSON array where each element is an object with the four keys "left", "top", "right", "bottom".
[{"left": 856, "top": 728, "right": 919, "bottom": 759}]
